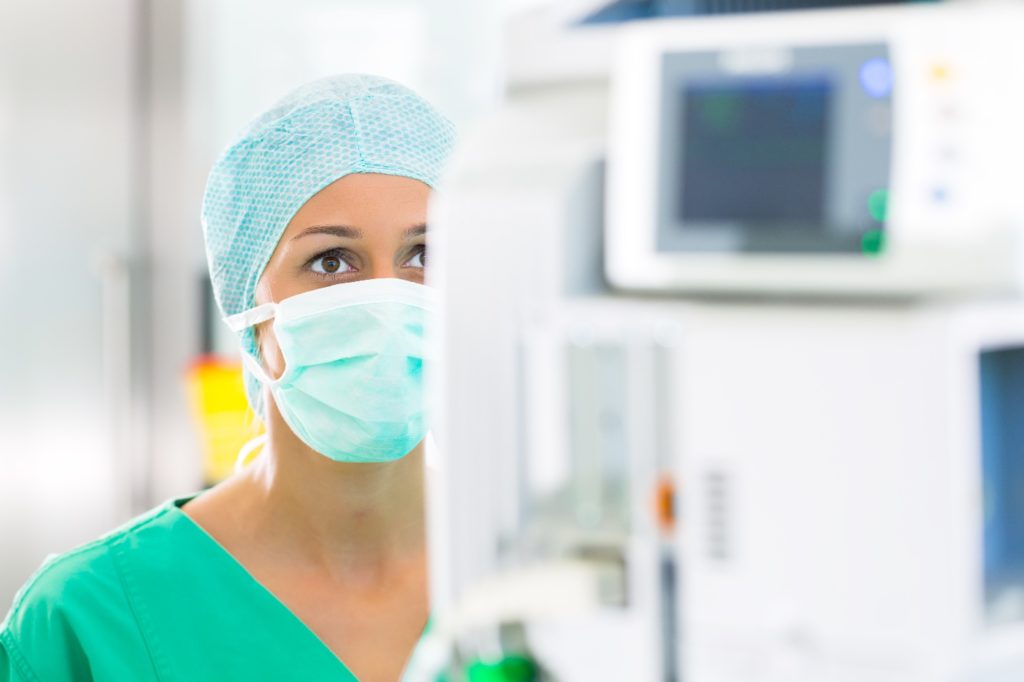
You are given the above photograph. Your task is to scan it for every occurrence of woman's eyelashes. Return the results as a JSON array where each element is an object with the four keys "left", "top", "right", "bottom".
[
  {"left": 307, "top": 248, "right": 356, "bottom": 278},
  {"left": 303, "top": 244, "right": 426, "bottom": 279},
  {"left": 404, "top": 245, "right": 426, "bottom": 269}
]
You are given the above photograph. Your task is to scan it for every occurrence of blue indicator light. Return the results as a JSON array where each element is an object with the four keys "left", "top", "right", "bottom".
[{"left": 860, "top": 58, "right": 894, "bottom": 98}]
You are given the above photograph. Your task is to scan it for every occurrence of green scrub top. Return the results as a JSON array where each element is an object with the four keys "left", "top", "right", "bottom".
[{"left": 0, "top": 494, "right": 430, "bottom": 681}]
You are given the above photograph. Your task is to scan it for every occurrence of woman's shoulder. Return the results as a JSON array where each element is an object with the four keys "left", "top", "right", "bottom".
[
  {"left": 0, "top": 496, "right": 194, "bottom": 681},
  {"left": 4, "top": 497, "right": 183, "bottom": 621}
]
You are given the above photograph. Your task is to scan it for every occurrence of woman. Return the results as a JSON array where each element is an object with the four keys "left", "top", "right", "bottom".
[{"left": 0, "top": 74, "right": 456, "bottom": 681}]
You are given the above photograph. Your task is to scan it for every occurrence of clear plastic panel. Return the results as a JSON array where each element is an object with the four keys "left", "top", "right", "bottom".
[{"left": 979, "top": 347, "right": 1024, "bottom": 624}]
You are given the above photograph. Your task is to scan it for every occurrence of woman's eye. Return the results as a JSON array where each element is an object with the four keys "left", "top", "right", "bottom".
[
  {"left": 405, "top": 246, "right": 426, "bottom": 269},
  {"left": 310, "top": 253, "right": 353, "bottom": 275}
]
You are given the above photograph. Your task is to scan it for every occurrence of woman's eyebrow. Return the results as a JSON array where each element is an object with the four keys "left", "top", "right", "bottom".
[
  {"left": 404, "top": 223, "right": 427, "bottom": 240},
  {"left": 294, "top": 225, "right": 363, "bottom": 240}
]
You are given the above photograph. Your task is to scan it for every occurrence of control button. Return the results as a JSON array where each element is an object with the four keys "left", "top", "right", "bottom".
[
  {"left": 931, "top": 62, "right": 952, "bottom": 83},
  {"left": 861, "top": 229, "right": 886, "bottom": 256},
  {"left": 938, "top": 102, "right": 959, "bottom": 122},
  {"left": 937, "top": 146, "right": 958, "bottom": 163},
  {"left": 868, "top": 189, "right": 889, "bottom": 222},
  {"left": 860, "top": 58, "right": 894, "bottom": 98}
]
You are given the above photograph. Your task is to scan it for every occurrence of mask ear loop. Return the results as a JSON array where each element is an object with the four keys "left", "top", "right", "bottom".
[
  {"left": 224, "top": 302, "right": 279, "bottom": 475},
  {"left": 235, "top": 433, "right": 268, "bottom": 472},
  {"left": 225, "top": 302, "right": 279, "bottom": 386}
]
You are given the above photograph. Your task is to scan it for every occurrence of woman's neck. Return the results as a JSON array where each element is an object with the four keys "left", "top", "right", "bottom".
[{"left": 241, "top": 406, "right": 427, "bottom": 586}]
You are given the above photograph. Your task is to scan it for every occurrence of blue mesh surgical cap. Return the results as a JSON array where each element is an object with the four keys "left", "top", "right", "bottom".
[{"left": 201, "top": 74, "right": 457, "bottom": 416}]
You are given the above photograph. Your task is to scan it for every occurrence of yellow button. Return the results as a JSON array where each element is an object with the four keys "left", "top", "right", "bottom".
[{"left": 931, "top": 62, "right": 952, "bottom": 82}]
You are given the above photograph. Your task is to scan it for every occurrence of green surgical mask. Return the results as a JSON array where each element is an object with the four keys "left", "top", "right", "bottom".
[{"left": 226, "top": 277, "right": 434, "bottom": 463}]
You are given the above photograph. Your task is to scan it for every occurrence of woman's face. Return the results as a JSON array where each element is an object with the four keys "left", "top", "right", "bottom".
[{"left": 254, "top": 172, "right": 431, "bottom": 379}]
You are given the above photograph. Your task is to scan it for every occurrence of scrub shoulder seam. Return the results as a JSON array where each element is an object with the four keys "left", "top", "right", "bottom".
[
  {"left": 7, "top": 504, "right": 174, "bottom": 618},
  {"left": 0, "top": 628, "right": 42, "bottom": 682},
  {"left": 109, "top": 537, "right": 168, "bottom": 682}
]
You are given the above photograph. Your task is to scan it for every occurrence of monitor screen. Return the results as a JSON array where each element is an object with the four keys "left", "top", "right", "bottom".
[
  {"left": 680, "top": 78, "right": 831, "bottom": 228},
  {"left": 655, "top": 44, "right": 892, "bottom": 255}
]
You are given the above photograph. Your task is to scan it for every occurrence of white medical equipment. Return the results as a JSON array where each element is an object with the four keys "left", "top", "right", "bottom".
[
  {"left": 427, "top": 2, "right": 1024, "bottom": 680},
  {"left": 607, "top": 4, "right": 1024, "bottom": 298}
]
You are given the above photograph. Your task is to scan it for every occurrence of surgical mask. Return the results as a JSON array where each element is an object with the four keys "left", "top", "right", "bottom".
[{"left": 226, "top": 277, "right": 434, "bottom": 463}]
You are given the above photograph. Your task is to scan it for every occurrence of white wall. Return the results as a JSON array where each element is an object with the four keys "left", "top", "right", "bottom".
[{"left": 0, "top": 0, "right": 140, "bottom": 607}]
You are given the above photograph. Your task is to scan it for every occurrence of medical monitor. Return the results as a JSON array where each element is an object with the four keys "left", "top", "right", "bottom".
[
  {"left": 605, "top": 7, "right": 1024, "bottom": 296},
  {"left": 657, "top": 46, "right": 891, "bottom": 256}
]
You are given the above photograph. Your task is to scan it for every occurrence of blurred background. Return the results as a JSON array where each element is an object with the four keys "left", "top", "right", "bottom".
[
  {"left": 7, "top": 1, "right": 1024, "bottom": 679},
  {"left": 0, "top": 0, "right": 535, "bottom": 610}
]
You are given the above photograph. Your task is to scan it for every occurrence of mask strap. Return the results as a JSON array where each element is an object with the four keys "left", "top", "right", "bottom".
[
  {"left": 238, "top": 351, "right": 275, "bottom": 386},
  {"left": 225, "top": 303, "right": 276, "bottom": 332},
  {"left": 235, "top": 433, "right": 268, "bottom": 472},
  {"left": 224, "top": 303, "right": 279, "bottom": 385}
]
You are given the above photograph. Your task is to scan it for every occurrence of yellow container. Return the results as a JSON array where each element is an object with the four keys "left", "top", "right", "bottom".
[{"left": 184, "top": 356, "right": 263, "bottom": 484}]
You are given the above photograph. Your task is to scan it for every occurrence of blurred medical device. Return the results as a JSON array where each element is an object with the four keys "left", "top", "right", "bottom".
[{"left": 424, "top": 1, "right": 1024, "bottom": 681}]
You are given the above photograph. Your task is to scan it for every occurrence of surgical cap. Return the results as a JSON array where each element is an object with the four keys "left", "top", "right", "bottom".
[{"left": 201, "top": 74, "right": 457, "bottom": 416}]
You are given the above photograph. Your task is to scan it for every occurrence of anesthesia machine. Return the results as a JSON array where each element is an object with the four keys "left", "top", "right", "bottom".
[{"left": 425, "top": 2, "right": 1024, "bottom": 680}]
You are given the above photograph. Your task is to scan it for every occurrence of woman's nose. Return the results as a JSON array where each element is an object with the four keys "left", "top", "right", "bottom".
[{"left": 367, "top": 259, "right": 403, "bottom": 280}]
